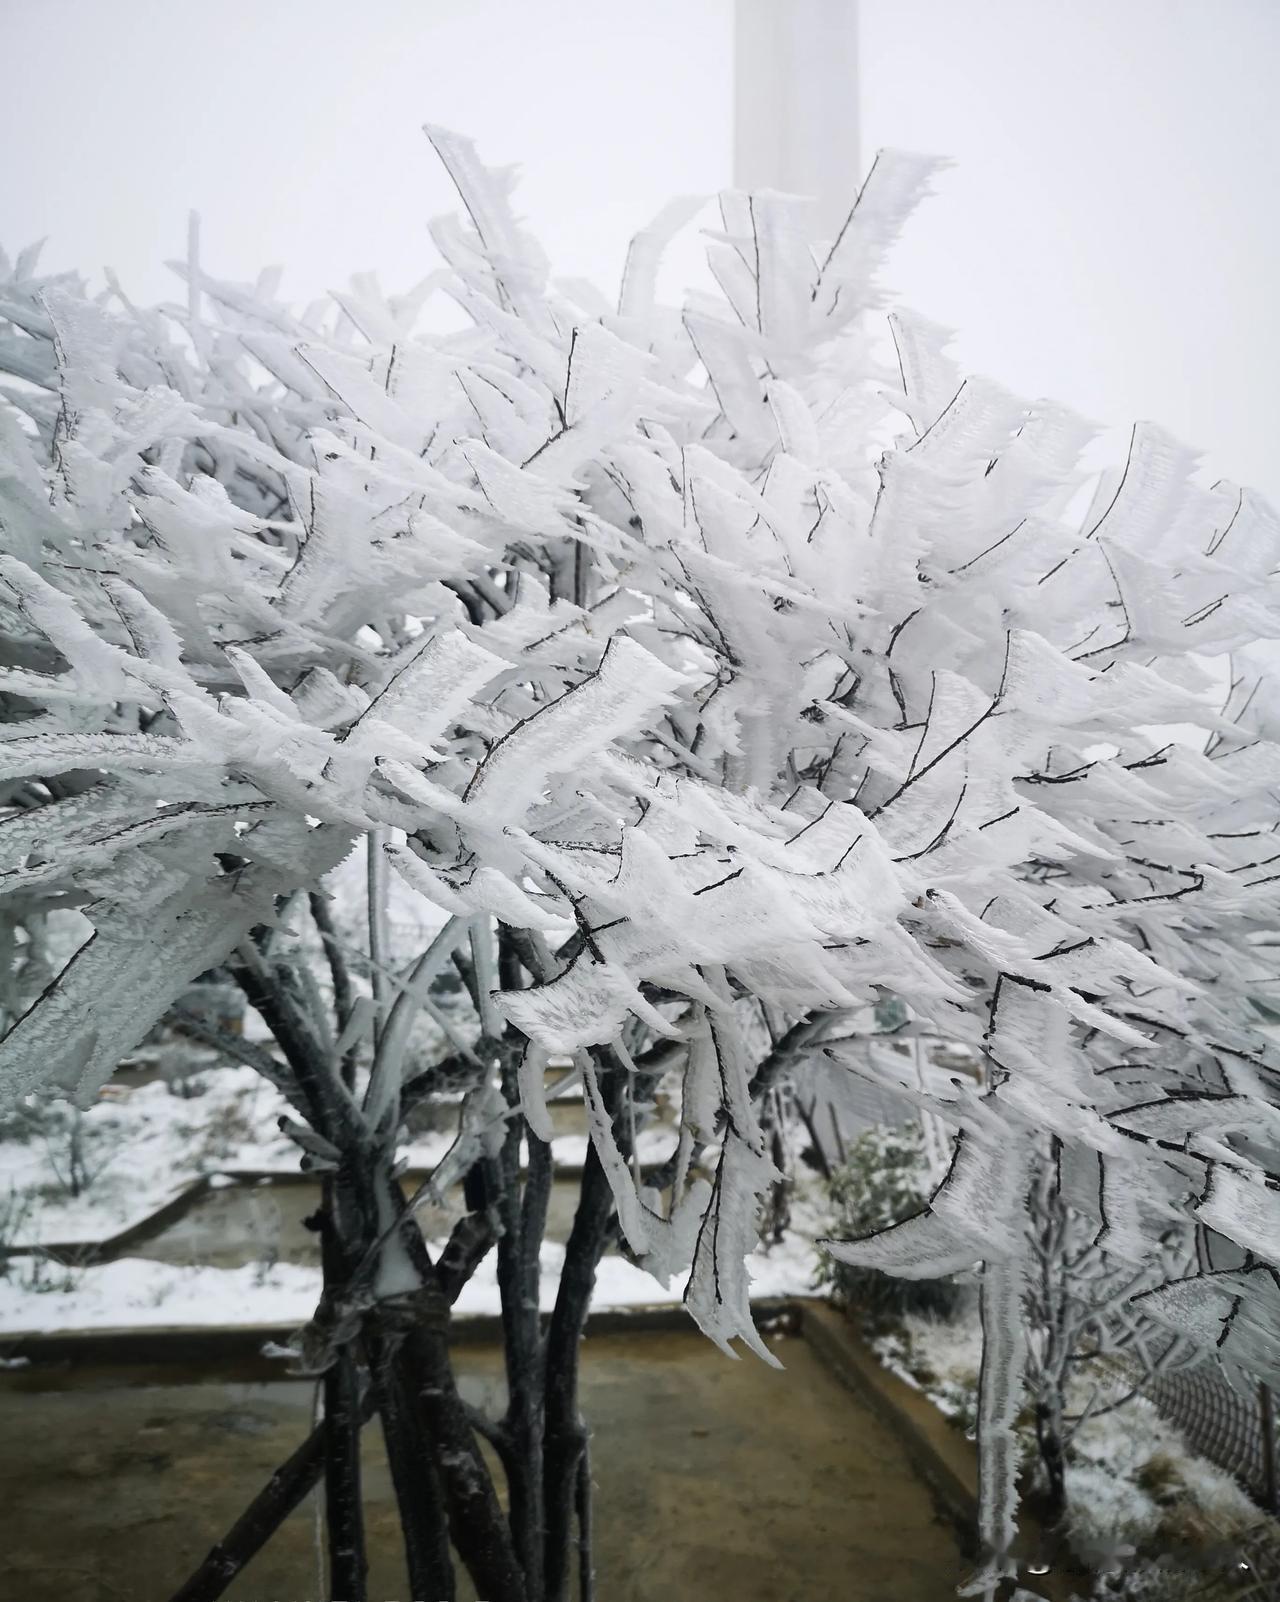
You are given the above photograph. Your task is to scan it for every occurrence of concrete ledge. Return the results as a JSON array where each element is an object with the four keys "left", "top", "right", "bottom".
[
  {"left": 0, "top": 1297, "right": 799, "bottom": 1378},
  {"left": 795, "top": 1300, "right": 1082, "bottom": 1602}
]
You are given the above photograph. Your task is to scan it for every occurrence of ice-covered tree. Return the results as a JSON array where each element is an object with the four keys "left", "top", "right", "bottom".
[
  {"left": 1, "top": 127, "right": 1278, "bottom": 1598},
  {"left": 1020, "top": 1139, "right": 1201, "bottom": 1534}
]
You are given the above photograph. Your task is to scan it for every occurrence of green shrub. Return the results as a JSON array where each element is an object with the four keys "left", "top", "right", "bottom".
[{"left": 816, "top": 1122, "right": 960, "bottom": 1322}]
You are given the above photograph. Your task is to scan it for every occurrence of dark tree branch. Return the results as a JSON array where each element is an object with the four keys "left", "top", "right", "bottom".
[
  {"left": 364, "top": 1319, "right": 457, "bottom": 1602},
  {"left": 323, "top": 1343, "right": 368, "bottom": 1601},
  {"left": 575, "top": 1435, "right": 596, "bottom": 1602},
  {"left": 164, "top": 1207, "right": 498, "bottom": 1602},
  {"left": 321, "top": 1174, "right": 368, "bottom": 1602},
  {"left": 165, "top": 1385, "right": 377, "bottom": 1602}
]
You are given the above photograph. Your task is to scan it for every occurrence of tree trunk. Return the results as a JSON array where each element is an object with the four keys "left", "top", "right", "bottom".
[
  {"left": 321, "top": 1171, "right": 368, "bottom": 1602},
  {"left": 164, "top": 1196, "right": 496, "bottom": 1602},
  {"left": 1033, "top": 1397, "right": 1067, "bottom": 1529},
  {"left": 322, "top": 1348, "right": 368, "bottom": 1601},
  {"left": 541, "top": 1145, "right": 612, "bottom": 1602},
  {"left": 371, "top": 1164, "right": 530, "bottom": 1602},
  {"left": 575, "top": 1436, "right": 596, "bottom": 1602},
  {"left": 364, "top": 1322, "right": 457, "bottom": 1601}
]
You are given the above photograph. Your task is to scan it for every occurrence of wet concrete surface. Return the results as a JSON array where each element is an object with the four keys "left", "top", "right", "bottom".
[{"left": 0, "top": 1328, "right": 965, "bottom": 1601}]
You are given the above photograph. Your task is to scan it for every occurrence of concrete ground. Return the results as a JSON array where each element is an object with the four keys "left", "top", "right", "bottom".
[{"left": 0, "top": 1326, "right": 965, "bottom": 1601}]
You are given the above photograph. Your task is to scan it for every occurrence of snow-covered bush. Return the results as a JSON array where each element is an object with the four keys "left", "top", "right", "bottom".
[
  {"left": 817, "top": 1122, "right": 960, "bottom": 1319},
  {"left": 1023, "top": 1143, "right": 1203, "bottom": 1534},
  {"left": 0, "top": 1183, "right": 32, "bottom": 1278},
  {"left": 1, "top": 124, "right": 1278, "bottom": 1598}
]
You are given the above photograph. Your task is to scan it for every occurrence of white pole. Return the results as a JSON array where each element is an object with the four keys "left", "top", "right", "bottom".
[{"left": 733, "top": 0, "right": 861, "bottom": 236}]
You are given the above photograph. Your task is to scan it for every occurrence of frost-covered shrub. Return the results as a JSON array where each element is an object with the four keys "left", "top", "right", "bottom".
[
  {"left": 1022, "top": 1146, "right": 1204, "bottom": 1536},
  {"left": 0, "top": 1098, "right": 113, "bottom": 1198},
  {"left": 0, "top": 1183, "right": 32, "bottom": 1277},
  {"left": 817, "top": 1123, "right": 960, "bottom": 1320},
  {"left": 1067, "top": 1397, "right": 1276, "bottom": 1592}
]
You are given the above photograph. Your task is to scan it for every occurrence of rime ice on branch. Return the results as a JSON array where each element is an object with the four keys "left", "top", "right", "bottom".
[{"left": 1, "top": 127, "right": 1279, "bottom": 1591}]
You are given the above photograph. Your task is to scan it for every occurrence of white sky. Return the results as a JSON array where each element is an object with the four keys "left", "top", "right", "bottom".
[
  {"left": 2, "top": 0, "right": 1276, "bottom": 499},
  {"left": 0, "top": 1, "right": 734, "bottom": 308},
  {"left": 860, "top": 0, "right": 1280, "bottom": 504}
]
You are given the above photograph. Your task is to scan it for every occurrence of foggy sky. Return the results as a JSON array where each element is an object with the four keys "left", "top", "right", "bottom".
[{"left": 3, "top": 0, "right": 1276, "bottom": 501}]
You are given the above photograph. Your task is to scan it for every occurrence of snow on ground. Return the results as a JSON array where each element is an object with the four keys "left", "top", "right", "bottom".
[
  {"left": 872, "top": 1304, "right": 983, "bottom": 1428},
  {"left": 0, "top": 1066, "right": 297, "bottom": 1247},
  {"left": 0, "top": 1061, "right": 675, "bottom": 1251},
  {"left": 1067, "top": 1391, "right": 1257, "bottom": 1558},
  {"left": 529, "top": 1126, "right": 679, "bottom": 1170},
  {"left": 0, "top": 1052, "right": 826, "bottom": 1338},
  {"left": 0, "top": 1229, "right": 822, "bottom": 1335},
  {"left": 0, "top": 1257, "right": 322, "bottom": 1332}
]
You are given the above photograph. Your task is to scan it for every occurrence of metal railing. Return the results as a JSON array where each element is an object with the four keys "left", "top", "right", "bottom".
[{"left": 1147, "top": 1366, "right": 1280, "bottom": 1515}]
